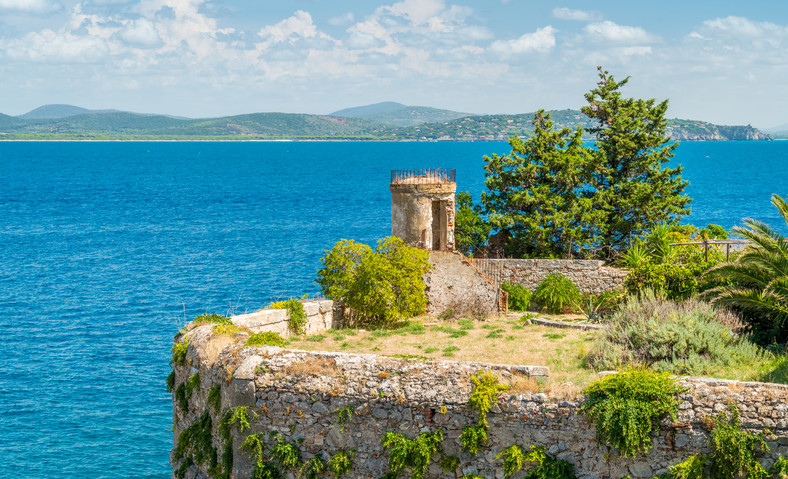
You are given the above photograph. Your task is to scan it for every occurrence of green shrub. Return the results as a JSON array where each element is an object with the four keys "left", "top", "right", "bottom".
[
  {"left": 533, "top": 273, "right": 580, "bottom": 314},
  {"left": 586, "top": 291, "right": 768, "bottom": 377},
  {"left": 660, "top": 455, "right": 705, "bottom": 479},
  {"left": 172, "top": 337, "right": 189, "bottom": 363},
  {"left": 315, "top": 236, "right": 431, "bottom": 325},
  {"left": 581, "top": 368, "right": 686, "bottom": 457},
  {"left": 381, "top": 429, "right": 444, "bottom": 479},
  {"left": 497, "top": 445, "right": 526, "bottom": 478},
  {"left": 328, "top": 450, "right": 354, "bottom": 478},
  {"left": 174, "top": 411, "right": 217, "bottom": 470},
  {"left": 709, "top": 404, "right": 768, "bottom": 479},
  {"left": 245, "top": 332, "right": 287, "bottom": 348},
  {"left": 468, "top": 371, "right": 509, "bottom": 427},
  {"left": 207, "top": 384, "right": 221, "bottom": 413},
  {"left": 521, "top": 446, "right": 575, "bottom": 479},
  {"left": 193, "top": 313, "right": 233, "bottom": 326},
  {"left": 270, "top": 435, "right": 301, "bottom": 469},
  {"left": 460, "top": 425, "right": 487, "bottom": 455},
  {"left": 267, "top": 298, "right": 307, "bottom": 335},
  {"left": 501, "top": 281, "right": 532, "bottom": 311}
]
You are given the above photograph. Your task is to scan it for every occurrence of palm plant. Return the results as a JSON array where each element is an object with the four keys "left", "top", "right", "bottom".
[{"left": 704, "top": 194, "right": 788, "bottom": 341}]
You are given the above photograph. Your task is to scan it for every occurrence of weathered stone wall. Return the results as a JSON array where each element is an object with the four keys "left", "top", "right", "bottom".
[
  {"left": 231, "top": 300, "right": 336, "bottom": 337},
  {"left": 171, "top": 330, "right": 788, "bottom": 479},
  {"left": 426, "top": 251, "right": 505, "bottom": 316},
  {"left": 469, "top": 259, "right": 627, "bottom": 294}
]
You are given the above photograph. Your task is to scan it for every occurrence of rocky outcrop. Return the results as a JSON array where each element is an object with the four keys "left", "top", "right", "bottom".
[{"left": 667, "top": 123, "right": 773, "bottom": 141}]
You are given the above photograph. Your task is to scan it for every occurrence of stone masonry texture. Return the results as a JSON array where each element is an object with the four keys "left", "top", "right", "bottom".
[{"left": 171, "top": 324, "right": 788, "bottom": 479}]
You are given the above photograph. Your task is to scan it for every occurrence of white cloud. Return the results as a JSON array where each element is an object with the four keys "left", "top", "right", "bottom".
[
  {"left": 0, "top": 0, "right": 58, "bottom": 13},
  {"left": 258, "top": 10, "right": 317, "bottom": 43},
  {"left": 5, "top": 29, "right": 109, "bottom": 62},
  {"left": 382, "top": 0, "right": 445, "bottom": 26},
  {"left": 489, "top": 25, "right": 556, "bottom": 55},
  {"left": 584, "top": 21, "right": 653, "bottom": 43},
  {"left": 552, "top": 7, "right": 601, "bottom": 22},
  {"left": 119, "top": 18, "right": 161, "bottom": 46},
  {"left": 328, "top": 12, "right": 354, "bottom": 27}
]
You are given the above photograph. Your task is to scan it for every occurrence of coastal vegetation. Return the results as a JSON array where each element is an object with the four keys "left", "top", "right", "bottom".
[
  {"left": 315, "top": 236, "right": 430, "bottom": 326},
  {"left": 470, "top": 68, "right": 691, "bottom": 260}
]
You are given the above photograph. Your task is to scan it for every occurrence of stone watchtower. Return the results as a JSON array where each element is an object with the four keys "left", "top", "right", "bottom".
[{"left": 390, "top": 169, "right": 456, "bottom": 250}]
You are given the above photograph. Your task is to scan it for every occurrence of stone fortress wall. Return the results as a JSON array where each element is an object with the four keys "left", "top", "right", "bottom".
[
  {"left": 469, "top": 259, "right": 627, "bottom": 295},
  {"left": 172, "top": 318, "right": 788, "bottom": 479}
]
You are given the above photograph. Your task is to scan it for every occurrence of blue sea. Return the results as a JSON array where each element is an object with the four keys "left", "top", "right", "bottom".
[{"left": 1, "top": 140, "right": 787, "bottom": 478}]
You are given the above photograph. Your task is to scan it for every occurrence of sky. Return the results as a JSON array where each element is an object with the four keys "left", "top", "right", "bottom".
[{"left": 1, "top": 0, "right": 787, "bottom": 128}]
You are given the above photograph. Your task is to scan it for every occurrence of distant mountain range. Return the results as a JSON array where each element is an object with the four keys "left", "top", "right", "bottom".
[{"left": 0, "top": 103, "right": 774, "bottom": 141}]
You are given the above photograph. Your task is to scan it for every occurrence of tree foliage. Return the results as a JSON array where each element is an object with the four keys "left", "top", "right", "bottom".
[
  {"left": 582, "top": 67, "right": 691, "bottom": 255},
  {"left": 478, "top": 68, "right": 691, "bottom": 259},
  {"left": 705, "top": 194, "right": 788, "bottom": 343},
  {"left": 455, "top": 191, "right": 492, "bottom": 257},
  {"left": 315, "top": 236, "right": 431, "bottom": 325}
]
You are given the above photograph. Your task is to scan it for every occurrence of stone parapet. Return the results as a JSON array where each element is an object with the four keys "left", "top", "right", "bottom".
[
  {"left": 171, "top": 332, "right": 788, "bottom": 479},
  {"left": 470, "top": 258, "right": 627, "bottom": 294},
  {"left": 231, "top": 299, "right": 335, "bottom": 337}
]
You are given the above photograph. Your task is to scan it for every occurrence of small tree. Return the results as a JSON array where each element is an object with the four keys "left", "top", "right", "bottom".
[{"left": 315, "top": 236, "right": 431, "bottom": 325}]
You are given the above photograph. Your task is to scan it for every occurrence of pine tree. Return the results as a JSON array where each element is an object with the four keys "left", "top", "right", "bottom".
[{"left": 582, "top": 67, "right": 691, "bottom": 256}]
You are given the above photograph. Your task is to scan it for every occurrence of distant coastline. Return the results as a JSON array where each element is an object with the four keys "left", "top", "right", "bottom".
[{"left": 0, "top": 103, "right": 773, "bottom": 142}]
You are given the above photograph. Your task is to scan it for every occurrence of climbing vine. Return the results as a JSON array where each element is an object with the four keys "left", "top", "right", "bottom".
[
  {"left": 328, "top": 450, "right": 355, "bottom": 478},
  {"left": 381, "top": 429, "right": 445, "bottom": 479},
  {"left": 461, "top": 370, "right": 507, "bottom": 455}
]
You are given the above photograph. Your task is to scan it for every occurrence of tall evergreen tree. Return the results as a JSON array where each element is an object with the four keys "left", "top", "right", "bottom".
[
  {"left": 475, "top": 68, "right": 691, "bottom": 259},
  {"left": 482, "top": 110, "right": 597, "bottom": 258},
  {"left": 582, "top": 67, "right": 691, "bottom": 256}
]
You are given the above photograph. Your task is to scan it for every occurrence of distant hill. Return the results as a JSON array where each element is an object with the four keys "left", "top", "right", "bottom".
[
  {"left": 0, "top": 104, "right": 773, "bottom": 141},
  {"left": 332, "top": 102, "right": 472, "bottom": 127},
  {"left": 330, "top": 102, "right": 407, "bottom": 118},
  {"left": 19, "top": 104, "right": 109, "bottom": 119},
  {"left": 763, "top": 123, "right": 788, "bottom": 139}
]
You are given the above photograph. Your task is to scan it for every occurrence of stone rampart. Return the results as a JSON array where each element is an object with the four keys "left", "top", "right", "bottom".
[
  {"left": 426, "top": 251, "right": 505, "bottom": 316},
  {"left": 470, "top": 259, "right": 627, "bottom": 294},
  {"left": 171, "top": 328, "right": 788, "bottom": 479},
  {"left": 231, "top": 300, "right": 336, "bottom": 337}
]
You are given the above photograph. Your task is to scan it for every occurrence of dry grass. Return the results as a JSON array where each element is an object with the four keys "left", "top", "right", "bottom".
[
  {"left": 279, "top": 356, "right": 340, "bottom": 378},
  {"left": 286, "top": 316, "right": 600, "bottom": 393}
]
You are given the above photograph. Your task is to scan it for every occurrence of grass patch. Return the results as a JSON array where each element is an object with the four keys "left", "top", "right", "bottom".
[
  {"left": 306, "top": 334, "right": 327, "bottom": 342},
  {"left": 543, "top": 333, "right": 566, "bottom": 340},
  {"left": 443, "top": 346, "right": 460, "bottom": 356},
  {"left": 245, "top": 332, "right": 287, "bottom": 347}
]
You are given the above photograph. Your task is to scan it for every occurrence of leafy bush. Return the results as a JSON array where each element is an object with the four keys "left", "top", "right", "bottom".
[
  {"left": 316, "top": 236, "right": 431, "bottom": 325},
  {"left": 468, "top": 371, "right": 509, "bottom": 427},
  {"left": 533, "top": 273, "right": 580, "bottom": 314},
  {"left": 381, "top": 429, "right": 444, "bottom": 479},
  {"left": 496, "top": 445, "right": 575, "bottom": 479},
  {"left": 460, "top": 425, "right": 487, "bottom": 455},
  {"left": 328, "top": 450, "right": 354, "bottom": 478},
  {"left": 621, "top": 223, "right": 728, "bottom": 301},
  {"left": 709, "top": 404, "right": 768, "bottom": 479},
  {"left": 585, "top": 291, "right": 768, "bottom": 377},
  {"left": 501, "top": 281, "right": 532, "bottom": 311},
  {"left": 581, "top": 368, "right": 686, "bottom": 457},
  {"left": 245, "top": 332, "right": 287, "bottom": 347},
  {"left": 657, "top": 455, "right": 705, "bottom": 479},
  {"left": 267, "top": 298, "right": 307, "bottom": 335},
  {"left": 172, "top": 337, "right": 189, "bottom": 363}
]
